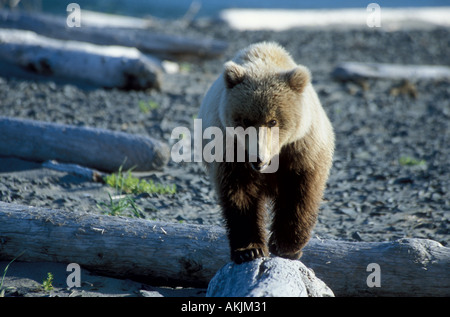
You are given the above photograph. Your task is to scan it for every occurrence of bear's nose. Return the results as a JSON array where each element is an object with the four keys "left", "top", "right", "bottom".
[{"left": 250, "top": 157, "right": 270, "bottom": 172}]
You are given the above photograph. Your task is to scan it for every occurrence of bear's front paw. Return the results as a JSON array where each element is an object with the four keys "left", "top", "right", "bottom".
[{"left": 231, "top": 247, "right": 267, "bottom": 264}]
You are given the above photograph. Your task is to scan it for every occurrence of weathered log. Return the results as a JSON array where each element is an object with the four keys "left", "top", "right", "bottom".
[
  {"left": 80, "top": 10, "right": 155, "bottom": 29},
  {"left": 0, "top": 10, "right": 228, "bottom": 60},
  {"left": 332, "top": 61, "right": 450, "bottom": 81},
  {"left": 302, "top": 237, "right": 450, "bottom": 296},
  {"left": 0, "top": 116, "right": 170, "bottom": 172},
  {"left": 219, "top": 7, "right": 450, "bottom": 31},
  {"left": 0, "top": 202, "right": 448, "bottom": 296},
  {"left": 0, "top": 28, "right": 162, "bottom": 89},
  {"left": 0, "top": 202, "right": 227, "bottom": 287},
  {"left": 206, "top": 257, "right": 334, "bottom": 297}
]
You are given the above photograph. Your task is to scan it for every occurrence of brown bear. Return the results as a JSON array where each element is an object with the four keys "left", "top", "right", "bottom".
[{"left": 198, "top": 42, "right": 334, "bottom": 264}]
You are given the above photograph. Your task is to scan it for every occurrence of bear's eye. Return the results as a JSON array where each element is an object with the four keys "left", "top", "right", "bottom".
[{"left": 268, "top": 120, "right": 277, "bottom": 127}]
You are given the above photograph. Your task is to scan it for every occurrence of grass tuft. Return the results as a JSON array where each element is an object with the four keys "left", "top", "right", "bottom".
[
  {"left": 98, "top": 167, "right": 176, "bottom": 218},
  {"left": 399, "top": 156, "right": 426, "bottom": 166},
  {"left": 97, "top": 192, "right": 143, "bottom": 218},
  {"left": 0, "top": 251, "right": 24, "bottom": 297},
  {"left": 138, "top": 100, "right": 159, "bottom": 113},
  {"left": 104, "top": 169, "right": 177, "bottom": 196}
]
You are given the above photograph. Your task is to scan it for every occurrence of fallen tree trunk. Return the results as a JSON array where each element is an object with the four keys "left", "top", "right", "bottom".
[
  {"left": 0, "top": 202, "right": 448, "bottom": 296},
  {"left": 332, "top": 61, "right": 450, "bottom": 81},
  {"left": 0, "top": 10, "right": 227, "bottom": 60},
  {"left": 0, "top": 202, "right": 228, "bottom": 287},
  {"left": 0, "top": 117, "right": 170, "bottom": 172},
  {"left": 302, "top": 238, "right": 450, "bottom": 296},
  {"left": 0, "top": 28, "right": 162, "bottom": 90}
]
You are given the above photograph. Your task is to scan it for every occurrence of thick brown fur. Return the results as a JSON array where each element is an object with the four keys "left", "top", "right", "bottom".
[{"left": 198, "top": 42, "right": 334, "bottom": 263}]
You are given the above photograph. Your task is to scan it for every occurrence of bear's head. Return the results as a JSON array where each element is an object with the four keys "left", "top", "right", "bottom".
[{"left": 220, "top": 61, "right": 313, "bottom": 173}]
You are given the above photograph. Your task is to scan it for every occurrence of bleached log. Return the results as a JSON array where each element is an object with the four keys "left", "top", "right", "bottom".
[
  {"left": 79, "top": 10, "right": 155, "bottom": 29},
  {"left": 0, "top": 117, "right": 170, "bottom": 172},
  {"left": 206, "top": 257, "right": 334, "bottom": 297},
  {"left": 303, "top": 238, "right": 450, "bottom": 296},
  {"left": 0, "top": 202, "right": 227, "bottom": 287},
  {"left": 219, "top": 7, "right": 450, "bottom": 31},
  {"left": 0, "top": 28, "right": 162, "bottom": 89},
  {"left": 0, "top": 10, "right": 227, "bottom": 60},
  {"left": 0, "top": 202, "right": 448, "bottom": 296},
  {"left": 332, "top": 61, "right": 450, "bottom": 81}
]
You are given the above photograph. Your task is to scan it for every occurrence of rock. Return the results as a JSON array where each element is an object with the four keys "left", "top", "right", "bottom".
[
  {"left": 140, "top": 290, "right": 164, "bottom": 297},
  {"left": 206, "top": 257, "right": 334, "bottom": 297}
]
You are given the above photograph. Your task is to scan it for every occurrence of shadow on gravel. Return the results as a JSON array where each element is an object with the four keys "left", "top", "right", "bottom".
[{"left": 0, "top": 157, "right": 41, "bottom": 173}]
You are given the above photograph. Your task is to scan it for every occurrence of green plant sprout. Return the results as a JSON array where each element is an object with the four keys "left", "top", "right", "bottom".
[
  {"left": 179, "top": 62, "right": 192, "bottom": 73},
  {"left": 399, "top": 156, "right": 426, "bottom": 166},
  {"left": 138, "top": 100, "right": 159, "bottom": 113},
  {"left": 42, "top": 272, "right": 54, "bottom": 292}
]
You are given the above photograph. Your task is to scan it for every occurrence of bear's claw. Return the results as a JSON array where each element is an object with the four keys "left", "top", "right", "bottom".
[{"left": 232, "top": 247, "right": 266, "bottom": 264}]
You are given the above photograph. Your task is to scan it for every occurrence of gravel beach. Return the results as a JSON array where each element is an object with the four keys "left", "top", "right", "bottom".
[{"left": 0, "top": 16, "right": 449, "bottom": 297}]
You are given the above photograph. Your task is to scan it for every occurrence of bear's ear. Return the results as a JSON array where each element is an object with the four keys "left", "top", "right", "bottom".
[
  {"left": 283, "top": 66, "right": 311, "bottom": 93},
  {"left": 224, "top": 61, "right": 246, "bottom": 89}
]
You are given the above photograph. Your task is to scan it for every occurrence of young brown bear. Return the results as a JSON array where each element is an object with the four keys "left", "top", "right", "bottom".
[{"left": 198, "top": 42, "right": 334, "bottom": 264}]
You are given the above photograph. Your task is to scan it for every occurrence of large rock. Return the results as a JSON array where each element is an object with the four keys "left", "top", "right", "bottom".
[{"left": 206, "top": 257, "right": 334, "bottom": 297}]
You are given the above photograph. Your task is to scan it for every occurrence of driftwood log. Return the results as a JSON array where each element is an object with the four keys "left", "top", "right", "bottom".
[
  {"left": 0, "top": 201, "right": 227, "bottom": 287},
  {"left": 0, "top": 116, "right": 170, "bottom": 172},
  {"left": 0, "top": 10, "right": 228, "bottom": 60},
  {"left": 219, "top": 7, "right": 450, "bottom": 31},
  {"left": 0, "top": 202, "right": 449, "bottom": 296},
  {"left": 206, "top": 257, "right": 334, "bottom": 297},
  {"left": 303, "top": 237, "right": 450, "bottom": 296},
  {"left": 332, "top": 61, "right": 450, "bottom": 81},
  {"left": 0, "top": 28, "right": 162, "bottom": 90}
]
